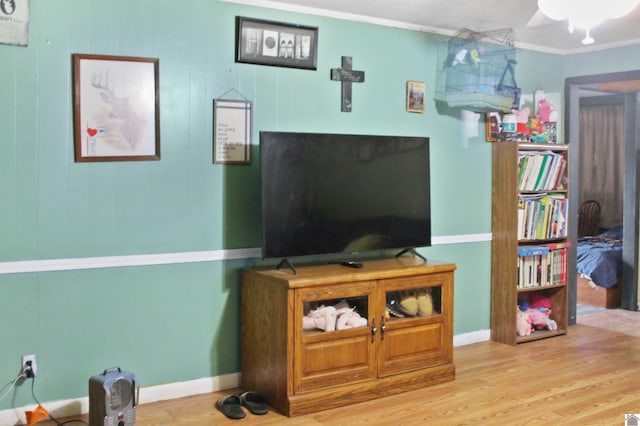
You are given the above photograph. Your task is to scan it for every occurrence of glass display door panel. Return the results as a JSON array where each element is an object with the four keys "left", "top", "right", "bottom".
[
  {"left": 294, "top": 281, "right": 377, "bottom": 393},
  {"left": 378, "top": 273, "right": 452, "bottom": 377}
]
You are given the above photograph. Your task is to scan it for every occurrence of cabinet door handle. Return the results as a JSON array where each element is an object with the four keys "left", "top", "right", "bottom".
[
  {"left": 380, "top": 316, "right": 386, "bottom": 341},
  {"left": 370, "top": 319, "right": 377, "bottom": 343}
]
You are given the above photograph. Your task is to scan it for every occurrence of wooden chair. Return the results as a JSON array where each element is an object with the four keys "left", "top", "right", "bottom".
[{"left": 578, "top": 200, "right": 601, "bottom": 236}]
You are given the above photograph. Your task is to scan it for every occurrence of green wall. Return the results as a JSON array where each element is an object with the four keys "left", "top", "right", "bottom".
[
  {"left": 564, "top": 44, "right": 640, "bottom": 77},
  {"left": 0, "top": 0, "right": 565, "bottom": 407}
]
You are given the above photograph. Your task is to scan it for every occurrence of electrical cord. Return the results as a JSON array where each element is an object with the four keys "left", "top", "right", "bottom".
[
  {"left": 0, "top": 372, "right": 26, "bottom": 403},
  {"left": 30, "top": 376, "right": 88, "bottom": 426}
]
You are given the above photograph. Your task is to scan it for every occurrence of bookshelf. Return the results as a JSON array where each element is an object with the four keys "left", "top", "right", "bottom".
[{"left": 491, "top": 141, "right": 569, "bottom": 345}]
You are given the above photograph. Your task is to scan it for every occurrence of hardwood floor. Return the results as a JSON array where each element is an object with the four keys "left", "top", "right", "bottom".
[{"left": 41, "top": 309, "right": 640, "bottom": 425}]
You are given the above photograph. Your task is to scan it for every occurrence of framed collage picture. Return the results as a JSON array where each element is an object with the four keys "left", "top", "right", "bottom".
[{"left": 235, "top": 16, "right": 318, "bottom": 70}]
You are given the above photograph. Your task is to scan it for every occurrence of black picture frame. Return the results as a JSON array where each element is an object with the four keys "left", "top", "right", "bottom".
[{"left": 235, "top": 16, "right": 318, "bottom": 70}]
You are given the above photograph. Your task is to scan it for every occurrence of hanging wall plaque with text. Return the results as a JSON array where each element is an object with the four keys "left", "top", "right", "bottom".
[{"left": 213, "top": 99, "right": 252, "bottom": 164}]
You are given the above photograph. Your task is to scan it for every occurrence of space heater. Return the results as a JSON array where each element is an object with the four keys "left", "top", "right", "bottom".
[{"left": 89, "top": 367, "right": 138, "bottom": 426}]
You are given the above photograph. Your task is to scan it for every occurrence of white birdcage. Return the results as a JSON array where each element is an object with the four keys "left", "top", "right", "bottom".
[{"left": 435, "top": 28, "right": 520, "bottom": 113}]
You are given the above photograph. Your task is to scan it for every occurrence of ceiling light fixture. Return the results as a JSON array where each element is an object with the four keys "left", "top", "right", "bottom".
[{"left": 538, "top": 0, "right": 640, "bottom": 45}]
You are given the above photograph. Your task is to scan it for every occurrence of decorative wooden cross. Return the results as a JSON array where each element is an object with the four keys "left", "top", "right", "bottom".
[{"left": 330, "top": 56, "right": 365, "bottom": 112}]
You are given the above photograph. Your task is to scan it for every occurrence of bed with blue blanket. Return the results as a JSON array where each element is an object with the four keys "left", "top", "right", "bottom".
[{"left": 576, "top": 226, "right": 622, "bottom": 308}]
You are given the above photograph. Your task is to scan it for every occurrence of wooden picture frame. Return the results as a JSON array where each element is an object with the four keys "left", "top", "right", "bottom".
[
  {"left": 235, "top": 16, "right": 318, "bottom": 70},
  {"left": 406, "top": 81, "right": 425, "bottom": 113},
  {"left": 72, "top": 54, "right": 160, "bottom": 162},
  {"left": 213, "top": 99, "right": 252, "bottom": 164},
  {"left": 485, "top": 112, "right": 502, "bottom": 142}
]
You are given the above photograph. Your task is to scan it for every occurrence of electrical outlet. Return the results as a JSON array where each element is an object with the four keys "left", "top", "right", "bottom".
[{"left": 21, "top": 354, "right": 37, "bottom": 378}]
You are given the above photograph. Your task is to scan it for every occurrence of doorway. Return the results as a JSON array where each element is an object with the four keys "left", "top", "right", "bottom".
[{"left": 565, "top": 70, "right": 640, "bottom": 325}]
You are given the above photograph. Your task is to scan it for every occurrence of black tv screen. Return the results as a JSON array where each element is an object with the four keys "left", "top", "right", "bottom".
[{"left": 260, "top": 132, "right": 431, "bottom": 259}]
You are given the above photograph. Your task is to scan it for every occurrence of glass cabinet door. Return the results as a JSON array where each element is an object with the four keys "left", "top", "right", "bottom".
[
  {"left": 294, "top": 281, "right": 376, "bottom": 393},
  {"left": 302, "top": 294, "right": 370, "bottom": 334},
  {"left": 378, "top": 273, "right": 452, "bottom": 377},
  {"left": 385, "top": 286, "right": 442, "bottom": 319}
]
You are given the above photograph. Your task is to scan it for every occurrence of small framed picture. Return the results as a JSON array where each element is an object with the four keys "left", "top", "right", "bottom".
[
  {"left": 235, "top": 16, "right": 318, "bottom": 70},
  {"left": 485, "top": 112, "right": 502, "bottom": 142},
  {"left": 406, "top": 81, "right": 425, "bottom": 113},
  {"left": 72, "top": 54, "right": 160, "bottom": 162}
]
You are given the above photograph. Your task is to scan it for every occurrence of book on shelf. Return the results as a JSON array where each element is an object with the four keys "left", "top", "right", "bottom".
[
  {"left": 532, "top": 154, "right": 550, "bottom": 190},
  {"left": 517, "top": 243, "right": 570, "bottom": 289},
  {"left": 517, "top": 151, "right": 567, "bottom": 192},
  {"left": 517, "top": 154, "right": 527, "bottom": 188},
  {"left": 517, "top": 193, "right": 567, "bottom": 240}
]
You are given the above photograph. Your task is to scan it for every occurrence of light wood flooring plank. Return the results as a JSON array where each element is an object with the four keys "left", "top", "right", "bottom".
[{"left": 38, "top": 309, "right": 640, "bottom": 425}]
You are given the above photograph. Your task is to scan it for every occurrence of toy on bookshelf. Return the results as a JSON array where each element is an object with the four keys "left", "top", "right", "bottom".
[
  {"left": 516, "top": 305, "right": 533, "bottom": 337},
  {"left": 513, "top": 107, "right": 530, "bottom": 135},
  {"left": 485, "top": 96, "right": 559, "bottom": 143},
  {"left": 518, "top": 293, "right": 558, "bottom": 333},
  {"left": 537, "top": 98, "right": 558, "bottom": 122}
]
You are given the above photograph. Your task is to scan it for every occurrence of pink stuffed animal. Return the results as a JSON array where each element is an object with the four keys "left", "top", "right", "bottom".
[
  {"left": 537, "top": 99, "right": 558, "bottom": 122},
  {"left": 512, "top": 107, "right": 530, "bottom": 135},
  {"left": 527, "top": 308, "right": 557, "bottom": 331},
  {"left": 526, "top": 294, "right": 557, "bottom": 331},
  {"left": 529, "top": 293, "right": 552, "bottom": 310},
  {"left": 516, "top": 308, "right": 532, "bottom": 337}
]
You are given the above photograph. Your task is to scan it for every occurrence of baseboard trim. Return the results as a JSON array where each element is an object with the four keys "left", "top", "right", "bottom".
[
  {"left": 0, "top": 330, "right": 491, "bottom": 424},
  {"left": 453, "top": 329, "right": 491, "bottom": 347},
  {"left": 0, "top": 373, "right": 241, "bottom": 425}
]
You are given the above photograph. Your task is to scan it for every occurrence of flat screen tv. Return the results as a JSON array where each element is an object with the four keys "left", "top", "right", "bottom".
[{"left": 260, "top": 131, "right": 431, "bottom": 260}]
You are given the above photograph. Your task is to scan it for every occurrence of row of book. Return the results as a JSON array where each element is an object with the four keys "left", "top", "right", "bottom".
[
  {"left": 517, "top": 151, "right": 566, "bottom": 192},
  {"left": 517, "top": 193, "right": 567, "bottom": 241},
  {"left": 517, "top": 243, "right": 569, "bottom": 289}
]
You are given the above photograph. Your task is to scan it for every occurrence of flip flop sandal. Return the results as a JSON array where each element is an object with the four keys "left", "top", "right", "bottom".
[
  {"left": 239, "top": 391, "right": 269, "bottom": 415},
  {"left": 386, "top": 294, "right": 407, "bottom": 318},
  {"left": 216, "top": 394, "right": 245, "bottom": 419},
  {"left": 386, "top": 301, "right": 405, "bottom": 318}
]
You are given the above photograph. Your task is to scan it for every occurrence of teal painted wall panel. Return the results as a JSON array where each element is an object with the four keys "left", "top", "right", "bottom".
[
  {"left": 516, "top": 49, "right": 566, "bottom": 93},
  {"left": 564, "top": 44, "right": 640, "bottom": 78},
  {"left": 0, "top": 0, "right": 566, "bottom": 408},
  {"left": 0, "top": 259, "right": 247, "bottom": 406},
  {"left": 417, "top": 243, "right": 491, "bottom": 334}
]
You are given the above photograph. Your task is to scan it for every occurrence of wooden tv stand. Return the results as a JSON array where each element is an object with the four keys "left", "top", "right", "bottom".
[{"left": 241, "top": 257, "right": 456, "bottom": 417}]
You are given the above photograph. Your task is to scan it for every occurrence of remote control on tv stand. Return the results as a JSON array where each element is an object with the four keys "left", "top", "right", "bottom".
[{"left": 340, "top": 261, "right": 363, "bottom": 269}]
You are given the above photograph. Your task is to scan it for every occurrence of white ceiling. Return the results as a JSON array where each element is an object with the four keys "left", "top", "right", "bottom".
[{"left": 227, "top": 0, "right": 640, "bottom": 54}]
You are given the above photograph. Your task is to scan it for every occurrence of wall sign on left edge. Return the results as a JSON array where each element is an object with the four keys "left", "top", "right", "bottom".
[
  {"left": 0, "top": 0, "right": 29, "bottom": 46},
  {"left": 72, "top": 54, "right": 160, "bottom": 162}
]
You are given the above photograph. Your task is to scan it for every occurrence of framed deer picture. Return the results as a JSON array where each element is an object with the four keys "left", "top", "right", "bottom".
[{"left": 72, "top": 54, "right": 160, "bottom": 162}]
